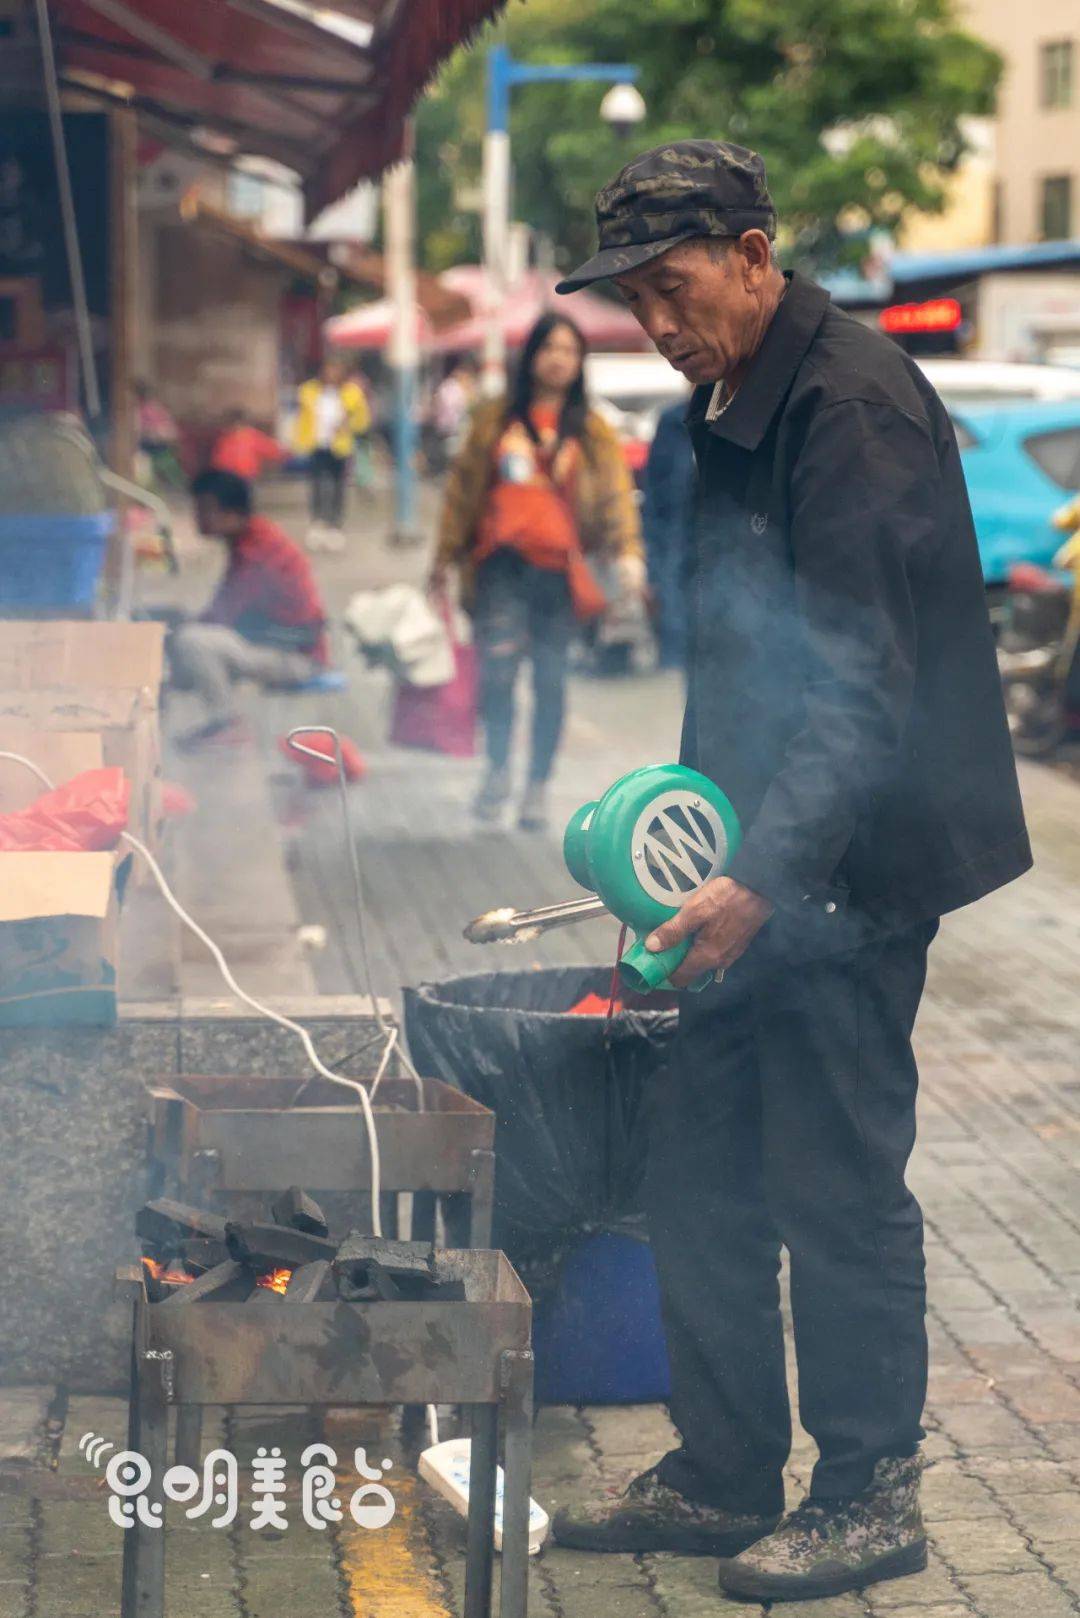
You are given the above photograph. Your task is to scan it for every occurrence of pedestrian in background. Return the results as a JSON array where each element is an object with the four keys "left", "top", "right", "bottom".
[
  {"left": 134, "top": 379, "right": 184, "bottom": 492},
  {"left": 641, "top": 395, "right": 695, "bottom": 669},
  {"left": 293, "top": 356, "right": 371, "bottom": 552},
  {"left": 427, "top": 358, "right": 478, "bottom": 474},
  {"left": 432, "top": 312, "right": 644, "bottom": 831},
  {"left": 210, "top": 408, "right": 287, "bottom": 484},
  {"left": 170, "top": 469, "right": 328, "bottom": 749}
]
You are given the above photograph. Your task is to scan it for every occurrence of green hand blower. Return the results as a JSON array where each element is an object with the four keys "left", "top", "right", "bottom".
[{"left": 464, "top": 763, "right": 742, "bottom": 993}]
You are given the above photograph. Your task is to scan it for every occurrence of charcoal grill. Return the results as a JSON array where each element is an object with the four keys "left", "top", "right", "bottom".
[
  {"left": 149, "top": 1073, "right": 496, "bottom": 1245},
  {"left": 146, "top": 1075, "right": 497, "bottom": 1472},
  {"left": 117, "top": 1249, "right": 533, "bottom": 1618}
]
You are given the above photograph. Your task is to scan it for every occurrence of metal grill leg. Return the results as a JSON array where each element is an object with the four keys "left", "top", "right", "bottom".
[
  {"left": 463, "top": 1403, "right": 499, "bottom": 1618},
  {"left": 174, "top": 1405, "right": 203, "bottom": 1470},
  {"left": 121, "top": 1339, "right": 168, "bottom": 1618},
  {"left": 499, "top": 1352, "right": 534, "bottom": 1618},
  {"left": 467, "top": 1150, "right": 496, "bottom": 1249}
]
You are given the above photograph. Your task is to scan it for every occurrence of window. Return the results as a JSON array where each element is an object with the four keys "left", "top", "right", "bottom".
[
  {"left": 1040, "top": 40, "right": 1074, "bottom": 109},
  {"left": 1041, "top": 175, "right": 1073, "bottom": 240},
  {"left": 1023, "top": 427, "right": 1080, "bottom": 489}
]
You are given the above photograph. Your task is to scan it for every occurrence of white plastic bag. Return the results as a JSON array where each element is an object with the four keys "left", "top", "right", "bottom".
[{"left": 344, "top": 585, "right": 457, "bottom": 688}]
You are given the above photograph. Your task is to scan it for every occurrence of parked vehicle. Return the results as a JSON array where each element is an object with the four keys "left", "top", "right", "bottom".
[
  {"left": 919, "top": 359, "right": 1080, "bottom": 410},
  {"left": 584, "top": 352, "right": 688, "bottom": 478},
  {"left": 952, "top": 401, "right": 1080, "bottom": 587},
  {"left": 997, "top": 558, "right": 1080, "bottom": 755}
]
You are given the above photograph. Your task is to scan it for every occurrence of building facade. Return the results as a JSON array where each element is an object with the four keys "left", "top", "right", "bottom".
[{"left": 965, "top": 0, "right": 1080, "bottom": 244}]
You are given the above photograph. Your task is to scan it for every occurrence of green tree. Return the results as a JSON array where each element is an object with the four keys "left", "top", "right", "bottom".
[{"left": 415, "top": 0, "right": 1001, "bottom": 275}]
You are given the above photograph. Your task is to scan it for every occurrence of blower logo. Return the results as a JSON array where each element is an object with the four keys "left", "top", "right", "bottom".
[{"left": 632, "top": 791, "right": 728, "bottom": 906}]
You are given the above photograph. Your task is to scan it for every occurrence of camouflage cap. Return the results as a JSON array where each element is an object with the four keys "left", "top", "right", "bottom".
[{"left": 555, "top": 139, "right": 776, "bottom": 294}]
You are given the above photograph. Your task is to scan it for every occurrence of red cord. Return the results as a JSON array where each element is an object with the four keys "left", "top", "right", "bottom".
[{"left": 606, "top": 923, "right": 629, "bottom": 1024}]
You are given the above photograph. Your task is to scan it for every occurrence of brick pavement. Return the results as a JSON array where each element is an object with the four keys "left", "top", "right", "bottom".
[{"left": 1, "top": 479, "right": 1078, "bottom": 1617}]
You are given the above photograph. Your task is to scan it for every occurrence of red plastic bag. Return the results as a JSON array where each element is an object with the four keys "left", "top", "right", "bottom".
[
  {"left": 277, "top": 732, "right": 366, "bottom": 787},
  {"left": 389, "top": 600, "right": 477, "bottom": 757},
  {"left": 0, "top": 766, "right": 129, "bottom": 851}
]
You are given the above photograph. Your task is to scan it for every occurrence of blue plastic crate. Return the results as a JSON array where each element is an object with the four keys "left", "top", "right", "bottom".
[
  {"left": 0, "top": 512, "right": 112, "bottom": 609},
  {"left": 533, "top": 1231, "right": 671, "bottom": 1405}
]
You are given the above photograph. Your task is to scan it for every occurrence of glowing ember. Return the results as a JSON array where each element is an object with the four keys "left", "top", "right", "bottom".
[
  {"left": 142, "top": 1255, "right": 194, "bottom": 1285},
  {"left": 256, "top": 1268, "right": 293, "bottom": 1295}
]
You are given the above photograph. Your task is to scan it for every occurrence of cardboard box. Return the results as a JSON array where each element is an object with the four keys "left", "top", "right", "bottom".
[
  {"left": 0, "top": 849, "right": 130, "bottom": 1026},
  {"left": 0, "top": 621, "right": 165, "bottom": 854},
  {"left": 0, "top": 689, "right": 161, "bottom": 850},
  {"left": 0, "top": 621, "right": 164, "bottom": 694},
  {"left": 0, "top": 723, "right": 104, "bottom": 812}
]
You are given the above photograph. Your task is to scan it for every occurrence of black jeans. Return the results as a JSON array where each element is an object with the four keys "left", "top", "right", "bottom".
[
  {"left": 647, "top": 918, "right": 937, "bottom": 1517},
  {"left": 310, "top": 449, "right": 348, "bottom": 527},
  {"left": 473, "top": 551, "right": 574, "bottom": 782}
]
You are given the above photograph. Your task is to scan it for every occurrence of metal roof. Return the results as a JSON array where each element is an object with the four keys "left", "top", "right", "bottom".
[{"left": 47, "top": 0, "right": 507, "bottom": 217}]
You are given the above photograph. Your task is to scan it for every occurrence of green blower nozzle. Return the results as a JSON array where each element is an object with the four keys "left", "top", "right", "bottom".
[{"left": 563, "top": 763, "right": 742, "bottom": 993}]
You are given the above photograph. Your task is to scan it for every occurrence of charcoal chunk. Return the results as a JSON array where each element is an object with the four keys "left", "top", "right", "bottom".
[
  {"left": 332, "top": 1234, "right": 441, "bottom": 1302},
  {"left": 180, "top": 1237, "right": 231, "bottom": 1276},
  {"left": 225, "top": 1222, "right": 337, "bottom": 1270},
  {"left": 155, "top": 1260, "right": 247, "bottom": 1307},
  {"left": 271, "top": 1187, "right": 329, "bottom": 1238},
  {"left": 136, "top": 1199, "right": 228, "bottom": 1247},
  {"left": 284, "top": 1260, "right": 333, "bottom": 1303}
]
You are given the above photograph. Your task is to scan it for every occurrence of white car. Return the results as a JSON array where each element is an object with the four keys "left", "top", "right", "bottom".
[
  {"left": 918, "top": 359, "right": 1080, "bottom": 409},
  {"left": 584, "top": 352, "right": 689, "bottom": 475}
]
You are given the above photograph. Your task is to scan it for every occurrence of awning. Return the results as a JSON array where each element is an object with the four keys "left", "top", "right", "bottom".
[
  {"left": 325, "top": 268, "right": 651, "bottom": 353},
  {"left": 49, "top": 0, "right": 507, "bottom": 217}
]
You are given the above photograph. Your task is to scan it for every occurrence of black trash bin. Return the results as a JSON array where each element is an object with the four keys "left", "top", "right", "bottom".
[{"left": 404, "top": 966, "right": 678, "bottom": 1402}]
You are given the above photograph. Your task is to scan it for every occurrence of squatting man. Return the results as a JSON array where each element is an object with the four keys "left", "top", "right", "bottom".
[{"left": 549, "top": 140, "right": 1030, "bottom": 1602}]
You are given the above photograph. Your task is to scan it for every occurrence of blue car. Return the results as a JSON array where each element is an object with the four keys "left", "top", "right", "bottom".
[{"left": 952, "top": 402, "right": 1080, "bottom": 585}]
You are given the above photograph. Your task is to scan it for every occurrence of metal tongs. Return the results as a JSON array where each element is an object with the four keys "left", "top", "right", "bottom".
[{"left": 463, "top": 893, "right": 609, "bottom": 945}]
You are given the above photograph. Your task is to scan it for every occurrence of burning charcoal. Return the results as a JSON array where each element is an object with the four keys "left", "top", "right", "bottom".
[
  {"left": 284, "top": 1260, "right": 333, "bottom": 1303},
  {"left": 155, "top": 1260, "right": 246, "bottom": 1308},
  {"left": 136, "top": 1199, "right": 228, "bottom": 1248},
  {"left": 271, "top": 1187, "right": 329, "bottom": 1238},
  {"left": 180, "top": 1237, "right": 231, "bottom": 1276},
  {"left": 225, "top": 1221, "right": 337, "bottom": 1271},
  {"left": 141, "top": 1256, "right": 193, "bottom": 1303}
]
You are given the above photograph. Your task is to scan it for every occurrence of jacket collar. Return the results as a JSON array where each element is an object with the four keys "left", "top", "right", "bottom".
[{"left": 686, "top": 271, "right": 831, "bottom": 451}]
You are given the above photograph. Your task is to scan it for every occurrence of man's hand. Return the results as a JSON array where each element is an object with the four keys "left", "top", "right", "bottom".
[{"left": 644, "top": 876, "right": 773, "bottom": 987}]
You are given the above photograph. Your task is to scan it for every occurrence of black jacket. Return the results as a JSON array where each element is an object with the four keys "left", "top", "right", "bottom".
[{"left": 683, "top": 271, "right": 1031, "bottom": 944}]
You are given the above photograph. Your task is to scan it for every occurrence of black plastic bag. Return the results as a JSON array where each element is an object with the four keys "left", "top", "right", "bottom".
[{"left": 403, "top": 967, "right": 677, "bottom": 1271}]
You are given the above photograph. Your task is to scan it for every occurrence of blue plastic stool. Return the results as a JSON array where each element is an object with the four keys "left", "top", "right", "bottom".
[
  {"left": 533, "top": 1232, "right": 671, "bottom": 1404},
  {"left": 294, "top": 669, "right": 348, "bottom": 693}
]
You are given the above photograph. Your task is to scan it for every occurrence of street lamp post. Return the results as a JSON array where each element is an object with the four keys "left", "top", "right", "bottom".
[{"left": 481, "top": 44, "right": 644, "bottom": 395}]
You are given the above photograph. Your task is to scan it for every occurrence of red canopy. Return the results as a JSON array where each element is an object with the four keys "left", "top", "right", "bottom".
[
  {"left": 430, "top": 271, "right": 650, "bottom": 355},
  {"left": 50, "top": 0, "right": 507, "bottom": 217}
]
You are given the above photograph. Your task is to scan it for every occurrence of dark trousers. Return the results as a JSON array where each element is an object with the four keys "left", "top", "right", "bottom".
[
  {"left": 473, "top": 552, "right": 574, "bottom": 782},
  {"left": 310, "top": 449, "right": 348, "bottom": 527},
  {"left": 648, "top": 919, "right": 937, "bottom": 1516}
]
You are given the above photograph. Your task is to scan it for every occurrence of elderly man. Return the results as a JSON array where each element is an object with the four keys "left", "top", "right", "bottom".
[{"left": 551, "top": 142, "right": 1031, "bottom": 1603}]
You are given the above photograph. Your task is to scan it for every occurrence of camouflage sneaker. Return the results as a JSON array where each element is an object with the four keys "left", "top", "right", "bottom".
[
  {"left": 552, "top": 1466, "right": 780, "bottom": 1555},
  {"left": 717, "top": 1455, "right": 927, "bottom": 1602}
]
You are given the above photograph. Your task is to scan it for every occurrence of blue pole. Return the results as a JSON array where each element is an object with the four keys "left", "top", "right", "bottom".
[
  {"left": 487, "top": 43, "right": 511, "bottom": 135},
  {"left": 394, "top": 365, "right": 416, "bottom": 534}
]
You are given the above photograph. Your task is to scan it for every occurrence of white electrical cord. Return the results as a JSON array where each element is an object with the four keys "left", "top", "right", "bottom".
[
  {"left": 122, "top": 829, "right": 390, "bottom": 1236},
  {"left": 0, "top": 752, "right": 394, "bottom": 1234},
  {"left": 3, "top": 749, "right": 450, "bottom": 1444}
]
